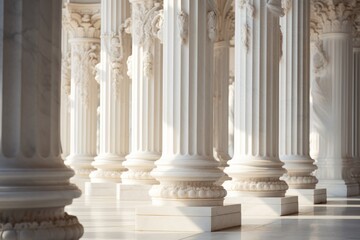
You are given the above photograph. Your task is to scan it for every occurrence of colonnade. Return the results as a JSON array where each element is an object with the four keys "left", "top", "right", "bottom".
[
  {"left": 59, "top": 0, "right": 360, "bottom": 200},
  {"left": 0, "top": 0, "right": 359, "bottom": 238}
]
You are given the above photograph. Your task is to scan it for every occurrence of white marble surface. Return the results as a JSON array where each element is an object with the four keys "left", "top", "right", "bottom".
[{"left": 66, "top": 195, "right": 360, "bottom": 240}]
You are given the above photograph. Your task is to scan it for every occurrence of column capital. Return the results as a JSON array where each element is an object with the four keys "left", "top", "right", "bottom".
[
  {"left": 310, "top": 0, "right": 359, "bottom": 36},
  {"left": 64, "top": 3, "right": 101, "bottom": 39},
  {"left": 211, "top": 0, "right": 235, "bottom": 42}
]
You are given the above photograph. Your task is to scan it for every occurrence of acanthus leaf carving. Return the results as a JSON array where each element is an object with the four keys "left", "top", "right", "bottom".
[
  {"left": 65, "top": 3, "right": 101, "bottom": 39},
  {"left": 71, "top": 42, "right": 100, "bottom": 108},
  {"left": 132, "top": 1, "right": 163, "bottom": 79},
  {"left": 178, "top": 10, "right": 189, "bottom": 44},
  {"left": 312, "top": 40, "right": 328, "bottom": 76},
  {"left": 311, "top": 0, "right": 359, "bottom": 35}
]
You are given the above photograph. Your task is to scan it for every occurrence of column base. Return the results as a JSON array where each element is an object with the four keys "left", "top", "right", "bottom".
[
  {"left": 225, "top": 194, "right": 298, "bottom": 216},
  {"left": 116, "top": 184, "right": 152, "bottom": 201},
  {"left": 286, "top": 189, "right": 327, "bottom": 204},
  {"left": 85, "top": 182, "right": 117, "bottom": 197},
  {"left": 136, "top": 204, "right": 241, "bottom": 232},
  {"left": 0, "top": 213, "right": 83, "bottom": 240},
  {"left": 317, "top": 180, "right": 359, "bottom": 197}
]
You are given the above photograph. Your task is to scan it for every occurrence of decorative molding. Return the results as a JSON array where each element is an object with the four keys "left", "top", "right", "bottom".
[
  {"left": 61, "top": 51, "right": 71, "bottom": 97},
  {"left": 127, "top": 55, "right": 133, "bottom": 79},
  {"left": 281, "top": 174, "right": 318, "bottom": 185},
  {"left": 241, "top": 24, "right": 250, "bottom": 53},
  {"left": 65, "top": 3, "right": 101, "bottom": 39},
  {"left": 281, "top": 0, "right": 292, "bottom": 15},
  {"left": 310, "top": 0, "right": 358, "bottom": 35},
  {"left": 224, "top": 178, "right": 289, "bottom": 192},
  {"left": 207, "top": 11, "right": 218, "bottom": 41},
  {"left": 149, "top": 182, "right": 227, "bottom": 199},
  {"left": 0, "top": 210, "right": 83, "bottom": 240},
  {"left": 238, "top": 0, "right": 255, "bottom": 18},
  {"left": 71, "top": 42, "right": 100, "bottom": 108},
  {"left": 267, "top": 0, "right": 285, "bottom": 17},
  {"left": 89, "top": 170, "right": 123, "bottom": 179},
  {"left": 312, "top": 40, "right": 328, "bottom": 76},
  {"left": 121, "top": 170, "right": 154, "bottom": 180},
  {"left": 178, "top": 10, "right": 189, "bottom": 44}
]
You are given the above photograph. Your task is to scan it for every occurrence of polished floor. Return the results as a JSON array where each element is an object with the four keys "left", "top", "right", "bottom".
[{"left": 66, "top": 194, "right": 360, "bottom": 240}]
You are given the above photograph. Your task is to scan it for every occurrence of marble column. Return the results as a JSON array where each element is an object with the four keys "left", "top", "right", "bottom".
[
  {"left": 89, "top": 0, "right": 131, "bottom": 183},
  {"left": 61, "top": 9, "right": 71, "bottom": 160},
  {"left": 137, "top": 2, "right": 241, "bottom": 231},
  {"left": 228, "top": 41, "right": 235, "bottom": 158},
  {"left": 65, "top": 3, "right": 101, "bottom": 179},
  {"left": 279, "top": 0, "right": 318, "bottom": 189},
  {"left": 352, "top": 21, "right": 360, "bottom": 185},
  {"left": 0, "top": 0, "right": 83, "bottom": 238},
  {"left": 122, "top": 0, "right": 163, "bottom": 185},
  {"left": 310, "top": 0, "right": 359, "bottom": 196},
  {"left": 213, "top": 1, "right": 234, "bottom": 182},
  {"left": 224, "top": 0, "right": 289, "bottom": 198}
]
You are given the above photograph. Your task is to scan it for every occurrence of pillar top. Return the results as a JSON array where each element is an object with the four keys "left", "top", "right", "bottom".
[
  {"left": 64, "top": 3, "right": 101, "bottom": 39},
  {"left": 310, "top": 0, "right": 359, "bottom": 37}
]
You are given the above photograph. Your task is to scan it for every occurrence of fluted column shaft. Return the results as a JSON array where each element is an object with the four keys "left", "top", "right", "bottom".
[
  {"left": 310, "top": 1, "right": 358, "bottom": 190},
  {"left": 122, "top": 0, "right": 163, "bottom": 185},
  {"left": 61, "top": 10, "right": 71, "bottom": 159},
  {"left": 352, "top": 36, "right": 360, "bottom": 183},
  {"left": 213, "top": 1, "right": 234, "bottom": 172},
  {"left": 0, "top": 0, "right": 83, "bottom": 238},
  {"left": 90, "top": 0, "right": 131, "bottom": 183},
  {"left": 224, "top": 0, "right": 288, "bottom": 197},
  {"left": 279, "top": 0, "right": 318, "bottom": 189},
  {"left": 150, "top": 0, "right": 226, "bottom": 207},
  {"left": 65, "top": 3, "right": 101, "bottom": 178}
]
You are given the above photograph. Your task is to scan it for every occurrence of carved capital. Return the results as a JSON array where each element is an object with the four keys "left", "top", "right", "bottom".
[
  {"left": 65, "top": 3, "right": 101, "bottom": 39},
  {"left": 61, "top": 51, "right": 71, "bottom": 97},
  {"left": 311, "top": 0, "right": 358, "bottom": 35},
  {"left": 71, "top": 41, "right": 100, "bottom": 108}
]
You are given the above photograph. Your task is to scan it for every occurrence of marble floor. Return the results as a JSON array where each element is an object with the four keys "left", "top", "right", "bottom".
[{"left": 66, "top": 195, "right": 360, "bottom": 240}]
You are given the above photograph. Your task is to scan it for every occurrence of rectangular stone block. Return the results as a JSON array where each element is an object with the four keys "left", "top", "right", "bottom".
[
  {"left": 286, "top": 189, "right": 327, "bottom": 205},
  {"left": 136, "top": 205, "right": 241, "bottom": 232},
  {"left": 317, "top": 181, "right": 359, "bottom": 197},
  {"left": 225, "top": 195, "right": 298, "bottom": 216},
  {"left": 116, "top": 184, "right": 152, "bottom": 201}
]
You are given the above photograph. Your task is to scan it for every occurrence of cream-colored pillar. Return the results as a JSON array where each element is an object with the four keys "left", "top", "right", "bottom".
[
  {"left": 0, "top": 0, "right": 83, "bottom": 238},
  {"left": 136, "top": 0, "right": 241, "bottom": 232},
  {"left": 223, "top": 0, "right": 298, "bottom": 216},
  {"left": 122, "top": 0, "right": 163, "bottom": 186},
  {"left": 352, "top": 20, "right": 360, "bottom": 187},
  {"left": 279, "top": 0, "right": 325, "bottom": 204},
  {"left": 61, "top": 10, "right": 71, "bottom": 160},
  {"left": 213, "top": 1, "right": 234, "bottom": 184},
  {"left": 89, "top": 0, "right": 131, "bottom": 184},
  {"left": 65, "top": 3, "right": 101, "bottom": 179},
  {"left": 310, "top": 0, "right": 359, "bottom": 197}
]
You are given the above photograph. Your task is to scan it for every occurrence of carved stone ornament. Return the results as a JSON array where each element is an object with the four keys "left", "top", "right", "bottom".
[
  {"left": 65, "top": 3, "right": 101, "bottom": 39},
  {"left": 178, "top": 10, "right": 189, "bottom": 44},
  {"left": 312, "top": 40, "right": 328, "bottom": 76},
  {"left": 149, "top": 182, "right": 227, "bottom": 200},
  {"left": 354, "top": 14, "right": 360, "bottom": 47},
  {"left": 281, "top": 0, "right": 292, "bottom": 15},
  {"left": 241, "top": 24, "right": 251, "bottom": 52},
  {"left": 310, "top": 0, "right": 359, "bottom": 35},
  {"left": 131, "top": 0, "right": 163, "bottom": 79},
  {"left": 238, "top": 0, "right": 255, "bottom": 18},
  {"left": 207, "top": 11, "right": 218, "bottom": 41},
  {"left": 61, "top": 51, "right": 71, "bottom": 97},
  {"left": 72, "top": 42, "right": 100, "bottom": 108}
]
